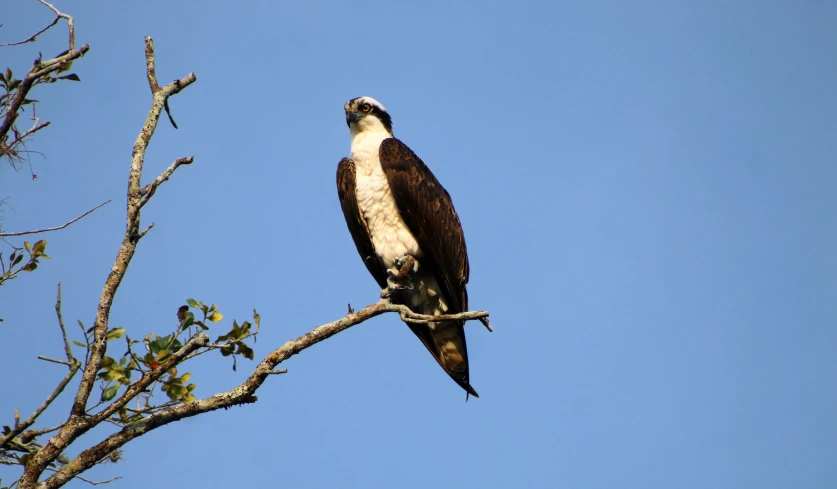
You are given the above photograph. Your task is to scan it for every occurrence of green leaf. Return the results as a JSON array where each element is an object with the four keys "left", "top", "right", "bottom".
[
  {"left": 98, "top": 369, "right": 123, "bottom": 382},
  {"left": 12, "top": 253, "right": 23, "bottom": 266},
  {"left": 186, "top": 298, "right": 199, "bottom": 308},
  {"left": 5, "top": 68, "right": 11, "bottom": 83},
  {"left": 253, "top": 309, "right": 260, "bottom": 331},
  {"left": 32, "top": 239, "right": 46, "bottom": 256},
  {"left": 58, "top": 73, "right": 81, "bottom": 81},
  {"left": 23, "top": 242, "right": 30, "bottom": 252},
  {"left": 237, "top": 342, "right": 254, "bottom": 360},
  {"left": 208, "top": 311, "right": 223, "bottom": 322},
  {"left": 181, "top": 372, "right": 191, "bottom": 383},
  {"left": 21, "top": 261, "right": 38, "bottom": 272},
  {"left": 106, "top": 328, "right": 126, "bottom": 341},
  {"left": 101, "top": 384, "right": 119, "bottom": 402},
  {"left": 72, "top": 340, "right": 86, "bottom": 348},
  {"left": 157, "top": 335, "right": 172, "bottom": 351}
]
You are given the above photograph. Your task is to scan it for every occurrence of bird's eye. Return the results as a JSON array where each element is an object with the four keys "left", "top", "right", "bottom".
[{"left": 361, "top": 103, "right": 372, "bottom": 113}]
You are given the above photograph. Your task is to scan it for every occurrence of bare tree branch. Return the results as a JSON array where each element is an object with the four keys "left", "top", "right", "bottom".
[
  {"left": 0, "top": 16, "right": 60, "bottom": 47},
  {"left": 0, "top": 285, "right": 80, "bottom": 451},
  {"left": 5, "top": 121, "right": 51, "bottom": 150},
  {"left": 20, "top": 423, "right": 64, "bottom": 443},
  {"left": 35, "top": 0, "right": 75, "bottom": 51},
  {"left": 139, "top": 156, "right": 194, "bottom": 207},
  {"left": 35, "top": 300, "right": 490, "bottom": 489},
  {"left": 0, "top": 360, "right": 79, "bottom": 451},
  {"left": 36, "top": 356, "right": 72, "bottom": 366},
  {"left": 15, "top": 36, "right": 196, "bottom": 489},
  {"left": 0, "top": 46, "right": 88, "bottom": 150},
  {"left": 0, "top": 201, "right": 110, "bottom": 237},
  {"left": 75, "top": 475, "right": 122, "bottom": 486},
  {"left": 71, "top": 36, "right": 195, "bottom": 418},
  {"left": 55, "top": 283, "right": 74, "bottom": 363},
  {"left": 43, "top": 469, "right": 121, "bottom": 487}
]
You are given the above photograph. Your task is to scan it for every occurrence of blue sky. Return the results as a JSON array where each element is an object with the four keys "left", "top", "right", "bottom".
[{"left": 2, "top": 1, "right": 836, "bottom": 487}]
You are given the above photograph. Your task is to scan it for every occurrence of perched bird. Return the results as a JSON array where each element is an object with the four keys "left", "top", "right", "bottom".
[{"left": 336, "top": 96, "right": 479, "bottom": 398}]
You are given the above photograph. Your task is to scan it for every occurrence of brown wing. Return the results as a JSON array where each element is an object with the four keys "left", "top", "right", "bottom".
[
  {"left": 379, "top": 139, "right": 478, "bottom": 398},
  {"left": 379, "top": 138, "right": 470, "bottom": 312},
  {"left": 336, "top": 157, "right": 388, "bottom": 289}
]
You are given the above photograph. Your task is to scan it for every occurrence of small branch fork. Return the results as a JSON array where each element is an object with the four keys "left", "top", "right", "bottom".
[
  {"left": 0, "top": 0, "right": 70, "bottom": 48},
  {"left": 16, "top": 37, "right": 196, "bottom": 489},
  {"left": 0, "top": 1, "right": 89, "bottom": 149},
  {"left": 0, "top": 200, "right": 110, "bottom": 237},
  {"left": 0, "top": 284, "right": 79, "bottom": 452},
  {"left": 34, "top": 300, "right": 491, "bottom": 489}
]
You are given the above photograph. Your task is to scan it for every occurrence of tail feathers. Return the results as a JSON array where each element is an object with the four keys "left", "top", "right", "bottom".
[{"left": 407, "top": 319, "right": 478, "bottom": 399}]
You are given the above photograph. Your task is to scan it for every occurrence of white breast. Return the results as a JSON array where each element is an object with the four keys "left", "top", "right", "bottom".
[{"left": 351, "top": 132, "right": 421, "bottom": 267}]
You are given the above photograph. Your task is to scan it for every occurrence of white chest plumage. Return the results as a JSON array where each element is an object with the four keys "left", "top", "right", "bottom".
[{"left": 351, "top": 132, "right": 421, "bottom": 267}]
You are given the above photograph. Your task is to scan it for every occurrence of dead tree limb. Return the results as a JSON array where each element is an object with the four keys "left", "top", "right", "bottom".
[
  {"left": 15, "top": 36, "right": 195, "bottom": 489},
  {"left": 0, "top": 0, "right": 88, "bottom": 152},
  {"left": 34, "top": 300, "right": 491, "bottom": 489}
]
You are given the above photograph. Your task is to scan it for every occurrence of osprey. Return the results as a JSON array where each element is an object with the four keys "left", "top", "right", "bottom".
[{"left": 336, "top": 96, "right": 478, "bottom": 398}]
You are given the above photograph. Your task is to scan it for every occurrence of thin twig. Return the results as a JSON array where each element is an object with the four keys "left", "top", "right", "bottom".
[
  {"left": 139, "top": 156, "right": 194, "bottom": 207},
  {"left": 0, "top": 200, "right": 110, "bottom": 237},
  {"left": 36, "top": 356, "right": 72, "bottom": 366},
  {"left": 0, "top": 16, "right": 59, "bottom": 47},
  {"left": 136, "top": 223, "right": 153, "bottom": 240},
  {"left": 55, "top": 283, "right": 74, "bottom": 363},
  {"left": 36, "top": 0, "right": 74, "bottom": 51},
  {"left": 20, "top": 423, "right": 64, "bottom": 442},
  {"left": 76, "top": 475, "right": 121, "bottom": 486},
  {"left": 5, "top": 122, "right": 51, "bottom": 150},
  {"left": 163, "top": 99, "right": 177, "bottom": 129},
  {"left": 43, "top": 469, "right": 120, "bottom": 487},
  {"left": 479, "top": 317, "right": 494, "bottom": 333},
  {"left": 0, "top": 359, "right": 79, "bottom": 451}
]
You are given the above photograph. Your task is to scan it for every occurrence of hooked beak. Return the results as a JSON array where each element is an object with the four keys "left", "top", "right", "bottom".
[{"left": 345, "top": 111, "right": 362, "bottom": 127}]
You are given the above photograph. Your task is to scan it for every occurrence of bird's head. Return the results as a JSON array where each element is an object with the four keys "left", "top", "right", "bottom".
[{"left": 344, "top": 96, "right": 393, "bottom": 136}]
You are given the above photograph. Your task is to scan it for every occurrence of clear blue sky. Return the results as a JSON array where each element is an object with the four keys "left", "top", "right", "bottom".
[{"left": 2, "top": 1, "right": 836, "bottom": 487}]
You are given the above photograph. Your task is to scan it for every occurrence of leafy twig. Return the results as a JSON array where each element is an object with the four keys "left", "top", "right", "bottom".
[{"left": 35, "top": 300, "right": 490, "bottom": 489}]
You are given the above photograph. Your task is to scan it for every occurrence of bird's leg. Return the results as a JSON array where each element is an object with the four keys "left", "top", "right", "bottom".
[{"left": 380, "top": 255, "right": 419, "bottom": 299}]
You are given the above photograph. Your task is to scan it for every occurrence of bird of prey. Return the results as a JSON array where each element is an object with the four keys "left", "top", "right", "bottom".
[{"left": 336, "top": 96, "right": 479, "bottom": 398}]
